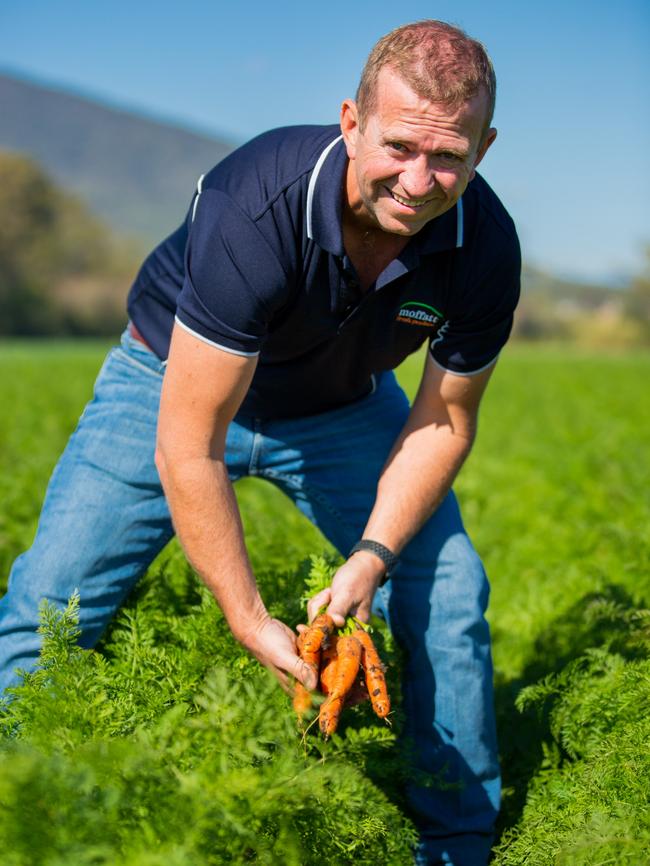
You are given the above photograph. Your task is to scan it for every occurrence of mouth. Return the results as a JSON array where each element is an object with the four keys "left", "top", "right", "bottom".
[{"left": 387, "top": 188, "right": 436, "bottom": 209}]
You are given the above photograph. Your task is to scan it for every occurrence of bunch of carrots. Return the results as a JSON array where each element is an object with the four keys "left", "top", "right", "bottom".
[{"left": 293, "top": 611, "right": 390, "bottom": 736}]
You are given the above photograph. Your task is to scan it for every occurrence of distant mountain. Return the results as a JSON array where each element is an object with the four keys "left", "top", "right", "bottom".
[
  {"left": 521, "top": 263, "right": 620, "bottom": 306},
  {"left": 0, "top": 70, "right": 632, "bottom": 323},
  {"left": 0, "top": 71, "right": 235, "bottom": 248}
]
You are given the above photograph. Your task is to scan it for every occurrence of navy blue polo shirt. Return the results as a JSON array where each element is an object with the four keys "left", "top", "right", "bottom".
[{"left": 127, "top": 124, "right": 520, "bottom": 419}]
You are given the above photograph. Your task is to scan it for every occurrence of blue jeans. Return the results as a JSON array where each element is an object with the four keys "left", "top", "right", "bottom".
[{"left": 0, "top": 329, "right": 499, "bottom": 865}]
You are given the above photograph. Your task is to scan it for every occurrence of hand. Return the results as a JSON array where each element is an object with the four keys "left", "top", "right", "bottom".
[
  {"left": 306, "top": 551, "right": 385, "bottom": 628},
  {"left": 239, "top": 615, "right": 317, "bottom": 693}
]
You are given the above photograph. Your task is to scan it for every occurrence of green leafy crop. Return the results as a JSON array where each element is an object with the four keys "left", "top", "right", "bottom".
[
  {"left": 1, "top": 343, "right": 650, "bottom": 863},
  {"left": 0, "top": 579, "right": 417, "bottom": 865}
]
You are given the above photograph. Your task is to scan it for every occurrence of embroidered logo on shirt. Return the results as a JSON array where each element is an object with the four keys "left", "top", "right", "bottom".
[{"left": 396, "top": 302, "right": 443, "bottom": 328}]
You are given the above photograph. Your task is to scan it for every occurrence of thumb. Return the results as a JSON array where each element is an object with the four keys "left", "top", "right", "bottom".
[
  {"left": 292, "top": 656, "right": 317, "bottom": 690},
  {"left": 307, "top": 588, "right": 331, "bottom": 623}
]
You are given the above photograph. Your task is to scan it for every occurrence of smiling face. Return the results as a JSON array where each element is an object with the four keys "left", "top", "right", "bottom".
[{"left": 341, "top": 66, "right": 497, "bottom": 237}]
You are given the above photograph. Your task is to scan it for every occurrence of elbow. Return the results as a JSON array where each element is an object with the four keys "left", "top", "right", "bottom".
[
  {"left": 456, "top": 425, "right": 477, "bottom": 457},
  {"left": 154, "top": 439, "right": 226, "bottom": 491},
  {"left": 453, "top": 408, "right": 479, "bottom": 450},
  {"left": 462, "top": 421, "right": 478, "bottom": 449}
]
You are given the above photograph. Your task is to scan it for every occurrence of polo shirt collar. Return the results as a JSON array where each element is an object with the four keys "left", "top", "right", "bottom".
[
  {"left": 413, "top": 197, "right": 464, "bottom": 254},
  {"left": 306, "top": 131, "right": 465, "bottom": 259},
  {"left": 306, "top": 133, "right": 347, "bottom": 256}
]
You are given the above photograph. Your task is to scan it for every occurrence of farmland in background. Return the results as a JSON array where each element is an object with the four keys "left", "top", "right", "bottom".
[
  {"left": 2, "top": 69, "right": 649, "bottom": 348},
  {"left": 0, "top": 341, "right": 649, "bottom": 864}
]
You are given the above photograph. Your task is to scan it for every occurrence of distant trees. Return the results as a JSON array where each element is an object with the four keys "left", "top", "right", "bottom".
[
  {"left": 624, "top": 246, "right": 650, "bottom": 344},
  {"left": 1, "top": 148, "right": 648, "bottom": 345},
  {"left": 0, "top": 151, "right": 140, "bottom": 336},
  {"left": 511, "top": 260, "right": 650, "bottom": 348}
]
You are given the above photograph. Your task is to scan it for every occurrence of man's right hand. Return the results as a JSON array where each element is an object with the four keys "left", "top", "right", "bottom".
[{"left": 238, "top": 615, "right": 317, "bottom": 693}]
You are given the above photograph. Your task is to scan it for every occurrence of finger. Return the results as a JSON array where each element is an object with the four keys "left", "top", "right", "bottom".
[
  {"left": 355, "top": 602, "right": 372, "bottom": 624},
  {"left": 288, "top": 655, "right": 317, "bottom": 690},
  {"left": 307, "top": 588, "right": 331, "bottom": 623},
  {"left": 296, "top": 623, "right": 308, "bottom": 635},
  {"left": 325, "top": 596, "right": 353, "bottom": 628}
]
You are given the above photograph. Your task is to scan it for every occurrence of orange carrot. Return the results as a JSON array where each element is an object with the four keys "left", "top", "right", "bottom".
[
  {"left": 293, "top": 615, "right": 335, "bottom": 718},
  {"left": 293, "top": 626, "right": 324, "bottom": 718},
  {"left": 355, "top": 629, "right": 390, "bottom": 718},
  {"left": 328, "top": 634, "right": 362, "bottom": 700},
  {"left": 293, "top": 681, "right": 313, "bottom": 717},
  {"left": 319, "top": 693, "right": 344, "bottom": 736},
  {"left": 319, "top": 639, "right": 338, "bottom": 696},
  {"left": 302, "top": 613, "right": 335, "bottom": 655},
  {"left": 318, "top": 636, "right": 361, "bottom": 734}
]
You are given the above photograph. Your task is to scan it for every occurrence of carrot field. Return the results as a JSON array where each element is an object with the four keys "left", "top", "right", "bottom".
[{"left": 1, "top": 340, "right": 649, "bottom": 865}]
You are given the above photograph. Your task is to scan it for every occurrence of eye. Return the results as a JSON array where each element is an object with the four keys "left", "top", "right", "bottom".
[
  {"left": 438, "top": 151, "right": 463, "bottom": 165},
  {"left": 387, "top": 141, "right": 408, "bottom": 153}
]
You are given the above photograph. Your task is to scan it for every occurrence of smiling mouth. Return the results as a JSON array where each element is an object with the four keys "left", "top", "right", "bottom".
[{"left": 388, "top": 188, "right": 436, "bottom": 208}]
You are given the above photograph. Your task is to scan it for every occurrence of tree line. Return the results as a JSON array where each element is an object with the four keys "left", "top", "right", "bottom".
[
  {"left": 1, "top": 149, "right": 648, "bottom": 344},
  {"left": 0, "top": 150, "right": 140, "bottom": 336}
]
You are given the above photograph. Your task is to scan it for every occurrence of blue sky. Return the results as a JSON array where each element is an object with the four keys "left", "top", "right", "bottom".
[{"left": 1, "top": 0, "right": 648, "bottom": 284}]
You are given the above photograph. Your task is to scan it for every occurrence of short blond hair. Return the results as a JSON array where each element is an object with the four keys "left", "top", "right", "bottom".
[{"left": 356, "top": 20, "right": 496, "bottom": 137}]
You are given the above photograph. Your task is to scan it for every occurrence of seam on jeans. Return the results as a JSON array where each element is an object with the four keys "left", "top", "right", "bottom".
[
  {"left": 249, "top": 425, "right": 264, "bottom": 476},
  {"left": 259, "top": 468, "right": 358, "bottom": 554},
  {"left": 113, "top": 347, "right": 165, "bottom": 379}
]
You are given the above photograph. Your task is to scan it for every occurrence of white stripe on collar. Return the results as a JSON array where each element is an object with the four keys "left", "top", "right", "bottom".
[
  {"left": 191, "top": 173, "right": 205, "bottom": 223},
  {"left": 456, "top": 197, "right": 464, "bottom": 248},
  {"left": 306, "top": 135, "right": 343, "bottom": 240}
]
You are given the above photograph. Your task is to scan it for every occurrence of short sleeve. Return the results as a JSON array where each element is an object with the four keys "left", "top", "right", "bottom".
[
  {"left": 430, "top": 227, "right": 521, "bottom": 375},
  {"left": 175, "top": 189, "right": 291, "bottom": 355}
]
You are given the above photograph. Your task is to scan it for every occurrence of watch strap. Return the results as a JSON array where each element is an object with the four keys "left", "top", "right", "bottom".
[{"left": 349, "top": 539, "right": 398, "bottom": 585}]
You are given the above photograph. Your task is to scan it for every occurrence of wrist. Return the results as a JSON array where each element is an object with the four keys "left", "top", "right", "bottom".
[
  {"left": 230, "top": 602, "right": 270, "bottom": 647},
  {"left": 348, "top": 539, "right": 399, "bottom": 586}
]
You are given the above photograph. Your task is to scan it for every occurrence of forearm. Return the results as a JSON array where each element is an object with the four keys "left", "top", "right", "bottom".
[
  {"left": 313, "top": 360, "right": 492, "bottom": 626},
  {"left": 308, "top": 421, "right": 474, "bottom": 625},
  {"left": 363, "top": 415, "right": 475, "bottom": 555},
  {"left": 156, "top": 451, "right": 266, "bottom": 642}
]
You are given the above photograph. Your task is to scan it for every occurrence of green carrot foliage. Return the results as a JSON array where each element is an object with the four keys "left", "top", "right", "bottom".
[{"left": 1, "top": 342, "right": 649, "bottom": 863}]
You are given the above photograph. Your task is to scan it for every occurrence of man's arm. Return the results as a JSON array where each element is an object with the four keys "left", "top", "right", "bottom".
[
  {"left": 156, "top": 323, "right": 316, "bottom": 690},
  {"left": 308, "top": 353, "right": 495, "bottom": 625}
]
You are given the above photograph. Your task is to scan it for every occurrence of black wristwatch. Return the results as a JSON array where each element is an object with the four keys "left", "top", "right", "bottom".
[{"left": 349, "top": 539, "right": 399, "bottom": 585}]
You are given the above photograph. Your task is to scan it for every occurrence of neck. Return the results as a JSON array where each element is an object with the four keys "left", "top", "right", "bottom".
[
  {"left": 341, "top": 204, "right": 409, "bottom": 293},
  {"left": 342, "top": 205, "right": 409, "bottom": 258}
]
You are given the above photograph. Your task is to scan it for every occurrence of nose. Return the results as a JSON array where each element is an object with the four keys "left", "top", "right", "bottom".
[{"left": 399, "top": 156, "right": 435, "bottom": 199}]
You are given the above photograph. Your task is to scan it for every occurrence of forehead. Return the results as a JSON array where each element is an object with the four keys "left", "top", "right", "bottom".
[{"left": 369, "top": 67, "right": 487, "bottom": 145}]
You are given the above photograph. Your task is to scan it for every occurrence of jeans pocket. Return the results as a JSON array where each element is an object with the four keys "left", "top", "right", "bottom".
[{"left": 112, "top": 346, "right": 165, "bottom": 379}]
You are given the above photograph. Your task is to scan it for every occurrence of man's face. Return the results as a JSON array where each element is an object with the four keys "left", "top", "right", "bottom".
[{"left": 341, "top": 67, "right": 496, "bottom": 236}]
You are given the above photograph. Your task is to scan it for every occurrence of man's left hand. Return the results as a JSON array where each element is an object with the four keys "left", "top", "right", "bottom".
[{"left": 306, "top": 550, "right": 386, "bottom": 627}]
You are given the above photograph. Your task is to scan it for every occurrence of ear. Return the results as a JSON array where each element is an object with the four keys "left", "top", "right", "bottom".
[
  {"left": 340, "top": 98, "right": 360, "bottom": 159},
  {"left": 469, "top": 127, "right": 497, "bottom": 181}
]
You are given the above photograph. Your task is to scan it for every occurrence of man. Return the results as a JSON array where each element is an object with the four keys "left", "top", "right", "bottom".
[{"left": 0, "top": 20, "right": 520, "bottom": 866}]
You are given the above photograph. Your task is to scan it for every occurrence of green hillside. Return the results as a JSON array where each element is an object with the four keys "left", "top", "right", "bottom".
[{"left": 0, "top": 71, "right": 234, "bottom": 245}]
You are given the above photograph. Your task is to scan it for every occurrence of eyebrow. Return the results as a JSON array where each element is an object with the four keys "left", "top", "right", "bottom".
[{"left": 383, "top": 135, "right": 471, "bottom": 159}]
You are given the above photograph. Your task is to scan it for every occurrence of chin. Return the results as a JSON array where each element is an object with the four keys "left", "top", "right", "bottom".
[
  {"left": 376, "top": 212, "right": 431, "bottom": 236},
  {"left": 387, "top": 221, "right": 423, "bottom": 236}
]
